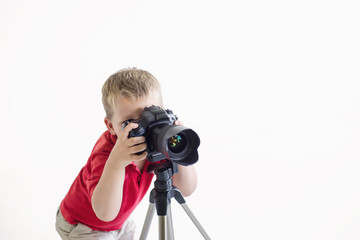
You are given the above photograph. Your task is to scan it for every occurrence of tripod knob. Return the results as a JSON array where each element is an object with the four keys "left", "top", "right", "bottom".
[
  {"left": 155, "top": 167, "right": 173, "bottom": 181},
  {"left": 154, "top": 178, "right": 172, "bottom": 192}
]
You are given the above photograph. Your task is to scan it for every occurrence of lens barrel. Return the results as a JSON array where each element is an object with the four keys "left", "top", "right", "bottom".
[{"left": 150, "top": 125, "right": 200, "bottom": 166}]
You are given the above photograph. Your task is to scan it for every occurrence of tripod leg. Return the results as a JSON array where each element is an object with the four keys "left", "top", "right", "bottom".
[
  {"left": 158, "top": 216, "right": 166, "bottom": 240},
  {"left": 180, "top": 203, "right": 211, "bottom": 240},
  {"left": 140, "top": 203, "right": 155, "bottom": 240},
  {"left": 166, "top": 205, "right": 175, "bottom": 240}
]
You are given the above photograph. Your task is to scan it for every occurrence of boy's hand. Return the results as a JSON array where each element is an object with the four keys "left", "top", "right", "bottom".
[
  {"left": 174, "top": 120, "right": 183, "bottom": 126},
  {"left": 108, "top": 120, "right": 182, "bottom": 169},
  {"left": 109, "top": 122, "right": 147, "bottom": 168}
]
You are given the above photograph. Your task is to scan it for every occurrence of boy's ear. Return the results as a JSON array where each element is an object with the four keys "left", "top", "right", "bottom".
[{"left": 104, "top": 117, "right": 116, "bottom": 135}]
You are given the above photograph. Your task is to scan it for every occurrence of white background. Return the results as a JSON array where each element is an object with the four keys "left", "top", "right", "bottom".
[{"left": 1, "top": 0, "right": 359, "bottom": 239}]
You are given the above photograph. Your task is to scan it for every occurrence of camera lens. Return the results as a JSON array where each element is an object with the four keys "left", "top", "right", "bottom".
[
  {"left": 150, "top": 124, "right": 200, "bottom": 165},
  {"left": 167, "top": 133, "right": 187, "bottom": 153}
]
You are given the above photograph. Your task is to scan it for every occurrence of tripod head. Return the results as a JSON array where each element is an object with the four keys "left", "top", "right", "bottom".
[
  {"left": 147, "top": 160, "right": 178, "bottom": 183},
  {"left": 146, "top": 160, "right": 183, "bottom": 216}
]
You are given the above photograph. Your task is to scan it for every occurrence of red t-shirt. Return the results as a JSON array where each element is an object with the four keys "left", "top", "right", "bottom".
[{"left": 60, "top": 130, "right": 158, "bottom": 231}]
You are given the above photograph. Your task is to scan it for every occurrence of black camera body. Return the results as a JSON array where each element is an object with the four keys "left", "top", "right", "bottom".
[{"left": 126, "top": 106, "right": 200, "bottom": 166}]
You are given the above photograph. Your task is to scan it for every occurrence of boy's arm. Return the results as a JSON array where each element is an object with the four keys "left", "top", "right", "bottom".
[
  {"left": 172, "top": 164, "right": 198, "bottom": 197},
  {"left": 91, "top": 160, "right": 126, "bottom": 222},
  {"left": 91, "top": 123, "right": 147, "bottom": 222}
]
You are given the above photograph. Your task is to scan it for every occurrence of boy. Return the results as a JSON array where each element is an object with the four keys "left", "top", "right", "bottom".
[{"left": 56, "top": 68, "right": 198, "bottom": 239}]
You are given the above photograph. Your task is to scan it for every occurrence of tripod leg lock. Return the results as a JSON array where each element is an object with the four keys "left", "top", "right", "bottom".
[{"left": 172, "top": 187, "right": 186, "bottom": 204}]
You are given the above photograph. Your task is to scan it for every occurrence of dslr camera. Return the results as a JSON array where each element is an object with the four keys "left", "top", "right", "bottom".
[{"left": 124, "top": 106, "right": 200, "bottom": 166}]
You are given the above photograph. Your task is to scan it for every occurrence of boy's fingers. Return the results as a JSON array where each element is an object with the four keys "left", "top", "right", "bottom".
[
  {"left": 127, "top": 136, "right": 146, "bottom": 146},
  {"left": 130, "top": 143, "right": 147, "bottom": 153},
  {"left": 131, "top": 151, "right": 148, "bottom": 161},
  {"left": 174, "top": 120, "right": 183, "bottom": 126},
  {"left": 120, "top": 123, "right": 139, "bottom": 140}
]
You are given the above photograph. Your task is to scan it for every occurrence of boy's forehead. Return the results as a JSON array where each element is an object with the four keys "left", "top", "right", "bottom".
[{"left": 113, "top": 95, "right": 162, "bottom": 120}]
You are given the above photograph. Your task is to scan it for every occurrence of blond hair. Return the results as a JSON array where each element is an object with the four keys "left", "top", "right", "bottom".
[{"left": 102, "top": 67, "right": 163, "bottom": 119}]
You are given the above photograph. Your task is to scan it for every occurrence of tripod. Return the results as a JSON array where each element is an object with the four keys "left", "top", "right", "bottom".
[{"left": 139, "top": 160, "right": 211, "bottom": 240}]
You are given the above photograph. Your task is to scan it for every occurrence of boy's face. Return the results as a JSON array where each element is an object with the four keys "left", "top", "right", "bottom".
[{"left": 105, "top": 95, "right": 161, "bottom": 137}]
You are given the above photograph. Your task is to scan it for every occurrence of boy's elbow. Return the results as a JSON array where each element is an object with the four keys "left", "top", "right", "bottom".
[
  {"left": 180, "top": 181, "right": 197, "bottom": 197},
  {"left": 91, "top": 196, "right": 120, "bottom": 222},
  {"left": 181, "top": 189, "right": 195, "bottom": 198},
  {"left": 97, "top": 213, "right": 117, "bottom": 222},
  {"left": 93, "top": 207, "right": 118, "bottom": 222}
]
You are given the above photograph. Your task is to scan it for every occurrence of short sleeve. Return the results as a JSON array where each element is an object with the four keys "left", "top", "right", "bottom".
[{"left": 85, "top": 150, "right": 111, "bottom": 197}]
